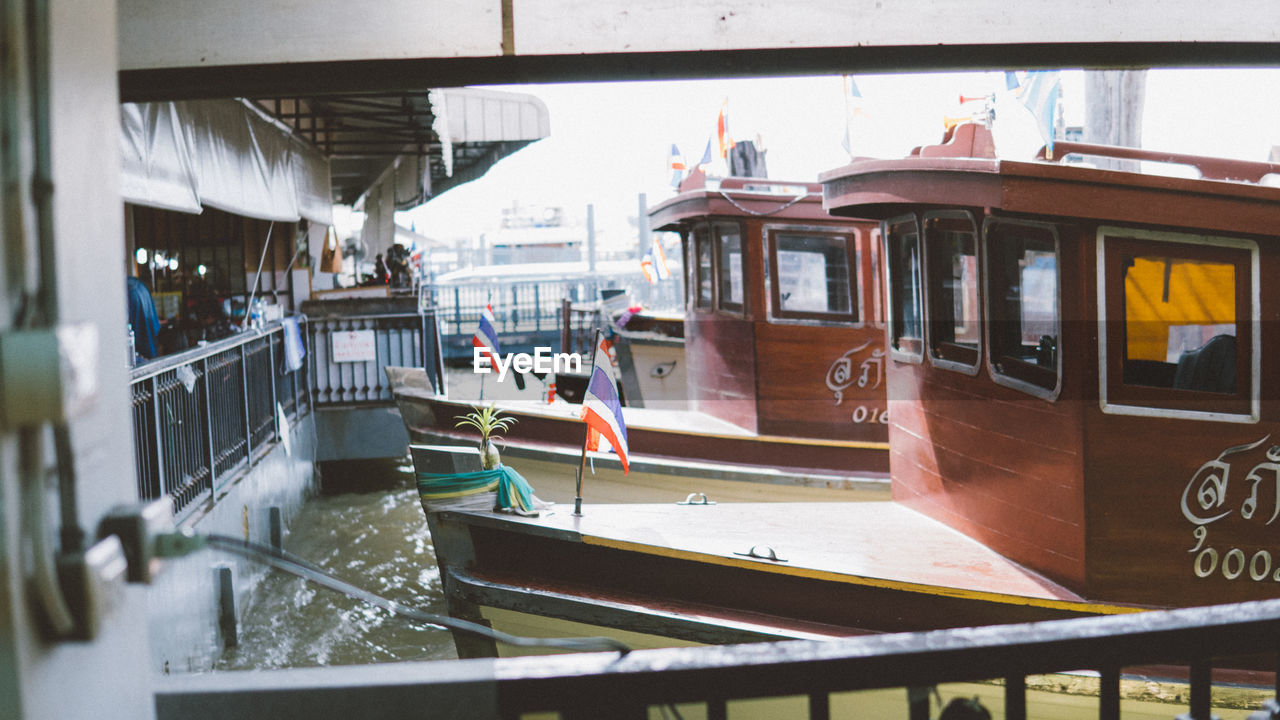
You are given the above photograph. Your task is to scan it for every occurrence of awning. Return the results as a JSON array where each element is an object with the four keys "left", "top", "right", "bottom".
[
  {"left": 120, "top": 87, "right": 549, "bottom": 229},
  {"left": 120, "top": 99, "right": 333, "bottom": 225},
  {"left": 251, "top": 87, "right": 549, "bottom": 211}
]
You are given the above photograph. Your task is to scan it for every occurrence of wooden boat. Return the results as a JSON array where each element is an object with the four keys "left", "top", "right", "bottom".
[
  {"left": 388, "top": 174, "right": 891, "bottom": 484},
  {"left": 610, "top": 308, "right": 687, "bottom": 410},
  {"left": 414, "top": 123, "right": 1280, "bottom": 659}
]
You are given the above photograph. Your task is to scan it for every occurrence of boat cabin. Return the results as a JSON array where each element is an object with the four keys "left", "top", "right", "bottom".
[
  {"left": 821, "top": 123, "right": 1280, "bottom": 608},
  {"left": 648, "top": 175, "right": 888, "bottom": 450}
]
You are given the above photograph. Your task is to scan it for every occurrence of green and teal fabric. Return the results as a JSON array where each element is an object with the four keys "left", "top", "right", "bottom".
[{"left": 416, "top": 465, "right": 537, "bottom": 513}]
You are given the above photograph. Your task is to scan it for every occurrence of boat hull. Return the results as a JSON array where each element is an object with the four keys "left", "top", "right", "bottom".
[{"left": 388, "top": 366, "right": 890, "bottom": 484}]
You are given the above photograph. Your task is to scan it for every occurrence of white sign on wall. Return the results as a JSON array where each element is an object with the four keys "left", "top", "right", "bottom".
[{"left": 331, "top": 330, "right": 377, "bottom": 362}]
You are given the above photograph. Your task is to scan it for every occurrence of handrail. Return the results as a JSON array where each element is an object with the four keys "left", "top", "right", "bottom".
[
  {"left": 1037, "top": 141, "right": 1280, "bottom": 183},
  {"left": 155, "top": 597, "right": 1280, "bottom": 720},
  {"left": 488, "top": 598, "right": 1280, "bottom": 718},
  {"left": 129, "top": 319, "right": 299, "bottom": 383}
]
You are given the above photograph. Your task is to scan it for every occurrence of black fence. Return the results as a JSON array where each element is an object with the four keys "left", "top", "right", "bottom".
[
  {"left": 156, "top": 597, "right": 1280, "bottom": 719},
  {"left": 130, "top": 321, "right": 310, "bottom": 521}
]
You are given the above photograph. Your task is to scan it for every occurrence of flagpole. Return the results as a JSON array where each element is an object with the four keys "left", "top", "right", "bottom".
[{"left": 573, "top": 329, "right": 602, "bottom": 516}]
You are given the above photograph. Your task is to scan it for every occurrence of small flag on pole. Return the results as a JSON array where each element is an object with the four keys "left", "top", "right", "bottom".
[
  {"left": 473, "top": 304, "right": 501, "bottom": 368},
  {"left": 669, "top": 144, "right": 686, "bottom": 188},
  {"left": 696, "top": 138, "right": 713, "bottom": 171},
  {"left": 580, "top": 334, "right": 629, "bottom": 474},
  {"left": 640, "top": 254, "right": 658, "bottom": 285},
  {"left": 652, "top": 237, "right": 672, "bottom": 280},
  {"left": 1016, "top": 70, "right": 1061, "bottom": 159},
  {"left": 717, "top": 100, "right": 736, "bottom": 159}
]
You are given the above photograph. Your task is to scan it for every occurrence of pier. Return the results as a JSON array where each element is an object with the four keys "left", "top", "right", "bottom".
[{"left": 5, "top": 1, "right": 1280, "bottom": 719}]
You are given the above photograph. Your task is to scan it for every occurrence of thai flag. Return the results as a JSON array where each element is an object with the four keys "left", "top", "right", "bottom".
[
  {"left": 651, "top": 237, "right": 671, "bottom": 280},
  {"left": 473, "top": 304, "right": 501, "bottom": 368},
  {"left": 696, "top": 138, "right": 712, "bottom": 171},
  {"left": 669, "top": 143, "right": 685, "bottom": 188},
  {"left": 717, "top": 100, "right": 736, "bottom": 159},
  {"left": 640, "top": 254, "right": 658, "bottom": 285},
  {"left": 580, "top": 334, "right": 629, "bottom": 473}
]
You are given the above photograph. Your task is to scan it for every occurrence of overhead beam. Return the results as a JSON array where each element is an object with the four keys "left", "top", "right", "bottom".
[{"left": 120, "top": 42, "right": 1280, "bottom": 103}]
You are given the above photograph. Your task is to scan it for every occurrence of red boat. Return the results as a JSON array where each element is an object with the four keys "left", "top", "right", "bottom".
[
  {"left": 411, "top": 123, "right": 1280, "bottom": 658},
  {"left": 388, "top": 174, "right": 891, "bottom": 485}
]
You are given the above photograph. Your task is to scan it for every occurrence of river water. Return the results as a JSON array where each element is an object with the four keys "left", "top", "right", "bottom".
[
  {"left": 216, "top": 368, "right": 546, "bottom": 669},
  {"left": 215, "top": 458, "right": 459, "bottom": 669}
]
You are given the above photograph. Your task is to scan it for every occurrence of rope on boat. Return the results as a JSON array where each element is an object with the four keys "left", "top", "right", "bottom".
[
  {"left": 155, "top": 531, "right": 631, "bottom": 655},
  {"left": 716, "top": 189, "right": 812, "bottom": 216}
]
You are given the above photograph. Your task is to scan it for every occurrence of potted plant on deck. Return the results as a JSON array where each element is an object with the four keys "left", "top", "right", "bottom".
[{"left": 454, "top": 404, "right": 517, "bottom": 470}]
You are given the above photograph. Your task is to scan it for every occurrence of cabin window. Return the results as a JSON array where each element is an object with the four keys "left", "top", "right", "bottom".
[
  {"left": 1100, "top": 228, "right": 1256, "bottom": 420},
  {"left": 885, "top": 215, "right": 923, "bottom": 361},
  {"left": 766, "top": 228, "right": 858, "bottom": 323},
  {"left": 924, "top": 211, "right": 981, "bottom": 371},
  {"left": 984, "top": 219, "right": 1060, "bottom": 397},
  {"left": 694, "top": 226, "right": 713, "bottom": 310},
  {"left": 716, "top": 223, "right": 745, "bottom": 313}
]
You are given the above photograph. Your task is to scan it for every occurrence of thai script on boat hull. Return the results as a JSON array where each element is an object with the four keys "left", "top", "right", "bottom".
[{"left": 473, "top": 347, "right": 582, "bottom": 381}]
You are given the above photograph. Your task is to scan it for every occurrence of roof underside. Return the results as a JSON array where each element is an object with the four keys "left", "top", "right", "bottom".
[{"left": 249, "top": 88, "right": 548, "bottom": 208}]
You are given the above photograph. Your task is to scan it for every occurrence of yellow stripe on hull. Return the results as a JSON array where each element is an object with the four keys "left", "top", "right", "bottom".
[{"left": 582, "top": 536, "right": 1141, "bottom": 617}]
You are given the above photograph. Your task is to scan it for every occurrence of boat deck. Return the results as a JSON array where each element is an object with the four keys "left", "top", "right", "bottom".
[{"left": 454, "top": 501, "right": 1133, "bottom": 612}]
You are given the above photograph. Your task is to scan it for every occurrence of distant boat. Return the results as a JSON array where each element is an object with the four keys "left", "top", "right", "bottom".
[
  {"left": 389, "top": 174, "right": 891, "bottom": 485},
  {"left": 412, "top": 123, "right": 1280, "bottom": 658}
]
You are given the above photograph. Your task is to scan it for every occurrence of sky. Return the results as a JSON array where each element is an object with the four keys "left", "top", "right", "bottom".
[{"left": 396, "top": 69, "right": 1280, "bottom": 252}]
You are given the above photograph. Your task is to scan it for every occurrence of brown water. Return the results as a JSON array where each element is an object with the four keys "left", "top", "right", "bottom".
[{"left": 215, "top": 459, "right": 459, "bottom": 670}]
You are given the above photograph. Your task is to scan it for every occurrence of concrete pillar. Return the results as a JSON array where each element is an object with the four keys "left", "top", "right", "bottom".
[{"left": 0, "top": 0, "right": 155, "bottom": 717}]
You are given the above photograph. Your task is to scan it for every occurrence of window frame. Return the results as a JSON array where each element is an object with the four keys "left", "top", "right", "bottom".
[
  {"left": 714, "top": 221, "right": 747, "bottom": 315},
  {"left": 883, "top": 213, "right": 925, "bottom": 363},
  {"left": 1096, "top": 226, "right": 1259, "bottom": 423},
  {"left": 764, "top": 223, "right": 862, "bottom": 326},
  {"left": 982, "top": 217, "right": 1063, "bottom": 401},
  {"left": 923, "top": 210, "right": 982, "bottom": 375},
  {"left": 692, "top": 223, "right": 714, "bottom": 311}
]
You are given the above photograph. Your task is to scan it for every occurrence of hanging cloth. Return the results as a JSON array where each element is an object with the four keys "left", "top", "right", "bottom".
[{"left": 416, "top": 464, "right": 538, "bottom": 514}]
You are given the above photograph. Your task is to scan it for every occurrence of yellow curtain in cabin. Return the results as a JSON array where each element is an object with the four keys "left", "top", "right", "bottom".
[{"left": 1124, "top": 256, "right": 1235, "bottom": 362}]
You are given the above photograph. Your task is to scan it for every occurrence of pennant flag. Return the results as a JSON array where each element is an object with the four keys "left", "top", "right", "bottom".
[
  {"left": 669, "top": 143, "right": 686, "bottom": 187},
  {"left": 580, "top": 334, "right": 629, "bottom": 473},
  {"left": 472, "top": 304, "right": 501, "bottom": 368},
  {"left": 1016, "top": 70, "right": 1062, "bottom": 158},
  {"left": 652, "top": 237, "right": 672, "bottom": 280},
  {"left": 716, "top": 100, "right": 736, "bottom": 159},
  {"left": 841, "top": 75, "right": 869, "bottom": 157},
  {"left": 1005, "top": 71, "right": 1021, "bottom": 91},
  {"left": 696, "top": 138, "right": 713, "bottom": 170},
  {"left": 640, "top": 254, "right": 658, "bottom": 285}
]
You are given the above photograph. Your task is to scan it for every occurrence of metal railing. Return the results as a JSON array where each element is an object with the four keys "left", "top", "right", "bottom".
[
  {"left": 427, "top": 279, "right": 599, "bottom": 339},
  {"left": 130, "top": 320, "right": 310, "bottom": 520},
  {"left": 155, "top": 598, "right": 1280, "bottom": 720},
  {"left": 306, "top": 312, "right": 426, "bottom": 405}
]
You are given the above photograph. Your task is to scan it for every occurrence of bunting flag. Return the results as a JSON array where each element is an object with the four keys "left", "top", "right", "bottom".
[
  {"left": 841, "top": 75, "right": 868, "bottom": 157},
  {"left": 1016, "top": 70, "right": 1062, "bottom": 158},
  {"left": 640, "top": 254, "right": 658, "bottom": 285},
  {"left": 651, "top": 236, "right": 672, "bottom": 280},
  {"left": 717, "top": 100, "right": 736, "bottom": 159},
  {"left": 696, "top": 138, "right": 713, "bottom": 171},
  {"left": 668, "top": 143, "right": 686, "bottom": 188},
  {"left": 472, "top": 304, "right": 501, "bottom": 368},
  {"left": 580, "top": 334, "right": 629, "bottom": 473}
]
